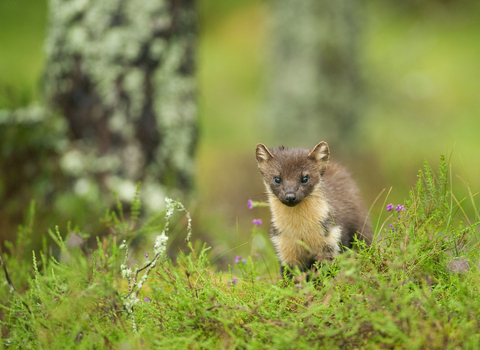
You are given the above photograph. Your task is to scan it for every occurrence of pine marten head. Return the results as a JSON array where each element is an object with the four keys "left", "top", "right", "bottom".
[{"left": 255, "top": 142, "right": 330, "bottom": 207}]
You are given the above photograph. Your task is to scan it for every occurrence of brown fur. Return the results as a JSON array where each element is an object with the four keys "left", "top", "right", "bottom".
[{"left": 255, "top": 142, "right": 372, "bottom": 274}]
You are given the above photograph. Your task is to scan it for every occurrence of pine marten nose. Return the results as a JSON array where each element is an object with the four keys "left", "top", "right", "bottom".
[{"left": 285, "top": 193, "right": 296, "bottom": 203}]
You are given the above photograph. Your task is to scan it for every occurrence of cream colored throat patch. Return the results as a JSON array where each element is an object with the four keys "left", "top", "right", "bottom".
[{"left": 268, "top": 187, "right": 341, "bottom": 267}]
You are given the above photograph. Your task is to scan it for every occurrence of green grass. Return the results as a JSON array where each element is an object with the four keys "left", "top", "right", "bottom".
[{"left": 1, "top": 157, "right": 479, "bottom": 349}]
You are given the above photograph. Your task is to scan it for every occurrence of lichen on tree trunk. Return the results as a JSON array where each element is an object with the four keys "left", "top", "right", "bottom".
[
  {"left": 44, "top": 0, "right": 197, "bottom": 211},
  {"left": 268, "top": 0, "right": 362, "bottom": 151}
]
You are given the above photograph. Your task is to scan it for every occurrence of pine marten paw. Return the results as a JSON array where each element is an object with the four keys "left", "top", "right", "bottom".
[{"left": 314, "top": 252, "right": 336, "bottom": 264}]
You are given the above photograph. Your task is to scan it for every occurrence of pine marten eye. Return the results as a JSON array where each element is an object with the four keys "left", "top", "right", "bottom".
[
  {"left": 274, "top": 177, "right": 281, "bottom": 184},
  {"left": 301, "top": 175, "right": 309, "bottom": 184}
]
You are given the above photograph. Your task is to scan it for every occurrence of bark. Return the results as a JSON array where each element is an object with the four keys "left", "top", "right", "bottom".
[
  {"left": 268, "top": 0, "right": 361, "bottom": 151},
  {"left": 44, "top": 0, "right": 197, "bottom": 211}
]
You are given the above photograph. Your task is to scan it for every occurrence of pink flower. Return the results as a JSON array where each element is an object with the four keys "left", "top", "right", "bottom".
[
  {"left": 253, "top": 219, "right": 262, "bottom": 226},
  {"left": 386, "top": 204, "right": 394, "bottom": 211},
  {"left": 247, "top": 200, "right": 253, "bottom": 209}
]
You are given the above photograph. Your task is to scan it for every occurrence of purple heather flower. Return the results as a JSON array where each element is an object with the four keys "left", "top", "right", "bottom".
[
  {"left": 247, "top": 200, "right": 253, "bottom": 209},
  {"left": 386, "top": 204, "right": 394, "bottom": 211},
  {"left": 257, "top": 254, "right": 261, "bottom": 258},
  {"left": 232, "top": 277, "right": 238, "bottom": 285},
  {"left": 395, "top": 205, "right": 405, "bottom": 212},
  {"left": 143, "top": 297, "right": 151, "bottom": 302},
  {"left": 235, "top": 256, "right": 241, "bottom": 264},
  {"left": 389, "top": 224, "right": 394, "bottom": 229},
  {"left": 257, "top": 277, "right": 262, "bottom": 281},
  {"left": 242, "top": 259, "right": 246, "bottom": 263},
  {"left": 145, "top": 253, "right": 149, "bottom": 258},
  {"left": 253, "top": 219, "right": 262, "bottom": 226}
]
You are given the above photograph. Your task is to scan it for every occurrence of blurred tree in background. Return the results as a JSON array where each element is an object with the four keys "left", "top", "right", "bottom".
[
  {"left": 268, "top": 0, "right": 362, "bottom": 151},
  {"left": 45, "top": 0, "right": 197, "bottom": 208},
  {"left": 0, "top": 0, "right": 197, "bottom": 241}
]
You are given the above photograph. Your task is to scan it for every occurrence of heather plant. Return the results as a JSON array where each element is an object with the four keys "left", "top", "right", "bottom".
[{"left": 1, "top": 156, "right": 480, "bottom": 349}]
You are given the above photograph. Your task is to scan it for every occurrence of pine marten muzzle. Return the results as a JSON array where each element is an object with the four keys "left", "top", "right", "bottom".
[{"left": 255, "top": 141, "right": 372, "bottom": 275}]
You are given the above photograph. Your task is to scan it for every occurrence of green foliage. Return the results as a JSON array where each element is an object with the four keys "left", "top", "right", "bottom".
[
  {"left": 0, "top": 0, "right": 47, "bottom": 109},
  {"left": 1, "top": 158, "right": 480, "bottom": 349},
  {"left": 0, "top": 110, "right": 66, "bottom": 216}
]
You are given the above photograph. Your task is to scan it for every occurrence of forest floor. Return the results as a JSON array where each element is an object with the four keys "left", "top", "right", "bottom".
[{"left": 1, "top": 157, "right": 480, "bottom": 349}]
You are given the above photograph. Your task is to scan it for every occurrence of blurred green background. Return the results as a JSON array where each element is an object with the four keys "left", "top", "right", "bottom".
[{"left": 1, "top": 0, "right": 480, "bottom": 264}]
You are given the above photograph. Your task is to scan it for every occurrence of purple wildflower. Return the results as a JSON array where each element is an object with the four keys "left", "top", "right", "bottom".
[
  {"left": 386, "top": 204, "right": 394, "bottom": 211},
  {"left": 257, "top": 254, "right": 261, "bottom": 258},
  {"left": 145, "top": 253, "right": 149, "bottom": 259},
  {"left": 253, "top": 219, "right": 262, "bottom": 226},
  {"left": 143, "top": 297, "right": 151, "bottom": 302},
  {"left": 395, "top": 205, "right": 405, "bottom": 212},
  {"left": 247, "top": 200, "right": 253, "bottom": 209},
  {"left": 232, "top": 277, "right": 238, "bottom": 285},
  {"left": 257, "top": 277, "right": 262, "bottom": 281},
  {"left": 242, "top": 259, "right": 246, "bottom": 263},
  {"left": 389, "top": 224, "right": 394, "bottom": 229},
  {"left": 235, "top": 256, "right": 241, "bottom": 264}
]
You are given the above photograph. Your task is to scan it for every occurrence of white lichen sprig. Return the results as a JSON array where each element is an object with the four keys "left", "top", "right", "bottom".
[{"left": 121, "top": 197, "right": 192, "bottom": 332}]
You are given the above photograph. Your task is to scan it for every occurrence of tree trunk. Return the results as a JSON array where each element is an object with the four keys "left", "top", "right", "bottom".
[
  {"left": 44, "top": 0, "right": 197, "bottom": 211},
  {"left": 268, "top": 0, "right": 361, "bottom": 151}
]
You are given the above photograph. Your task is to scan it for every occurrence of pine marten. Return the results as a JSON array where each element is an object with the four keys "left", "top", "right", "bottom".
[{"left": 255, "top": 141, "right": 373, "bottom": 276}]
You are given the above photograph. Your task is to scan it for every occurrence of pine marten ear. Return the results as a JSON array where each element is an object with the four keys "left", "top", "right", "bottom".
[
  {"left": 308, "top": 141, "right": 330, "bottom": 163},
  {"left": 255, "top": 143, "right": 275, "bottom": 163}
]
